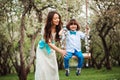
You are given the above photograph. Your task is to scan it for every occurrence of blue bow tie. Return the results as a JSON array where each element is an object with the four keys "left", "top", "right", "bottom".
[{"left": 70, "top": 31, "right": 76, "bottom": 35}]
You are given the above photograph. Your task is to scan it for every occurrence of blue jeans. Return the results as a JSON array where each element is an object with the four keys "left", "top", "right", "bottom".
[{"left": 64, "top": 50, "right": 84, "bottom": 69}]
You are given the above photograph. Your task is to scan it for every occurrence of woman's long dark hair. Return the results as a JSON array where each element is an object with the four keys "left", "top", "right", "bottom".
[{"left": 44, "top": 11, "right": 63, "bottom": 43}]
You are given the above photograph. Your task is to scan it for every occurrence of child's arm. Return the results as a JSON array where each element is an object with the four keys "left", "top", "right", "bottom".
[
  {"left": 59, "top": 29, "right": 63, "bottom": 36},
  {"left": 59, "top": 28, "right": 68, "bottom": 36},
  {"left": 79, "top": 26, "right": 90, "bottom": 39}
]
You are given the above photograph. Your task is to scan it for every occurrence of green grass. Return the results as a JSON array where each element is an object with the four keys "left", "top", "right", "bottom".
[
  {"left": 59, "top": 67, "right": 120, "bottom": 80},
  {"left": 0, "top": 67, "right": 120, "bottom": 80}
]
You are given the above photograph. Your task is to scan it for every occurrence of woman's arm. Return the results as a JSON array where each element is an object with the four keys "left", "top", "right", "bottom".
[{"left": 48, "top": 42, "right": 66, "bottom": 56}]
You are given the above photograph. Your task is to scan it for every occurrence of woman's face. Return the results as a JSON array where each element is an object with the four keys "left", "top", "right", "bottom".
[{"left": 52, "top": 13, "right": 60, "bottom": 26}]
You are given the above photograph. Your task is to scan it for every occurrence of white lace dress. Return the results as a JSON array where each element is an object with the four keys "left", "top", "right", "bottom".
[{"left": 35, "top": 33, "right": 59, "bottom": 80}]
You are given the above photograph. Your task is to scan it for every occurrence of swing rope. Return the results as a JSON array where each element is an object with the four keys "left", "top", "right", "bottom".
[
  {"left": 85, "top": 0, "right": 91, "bottom": 58},
  {"left": 86, "top": 0, "right": 88, "bottom": 26},
  {"left": 84, "top": 0, "right": 91, "bottom": 67}
]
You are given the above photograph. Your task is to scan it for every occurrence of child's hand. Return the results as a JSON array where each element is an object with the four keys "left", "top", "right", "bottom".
[
  {"left": 86, "top": 25, "right": 89, "bottom": 31},
  {"left": 85, "top": 25, "right": 90, "bottom": 35}
]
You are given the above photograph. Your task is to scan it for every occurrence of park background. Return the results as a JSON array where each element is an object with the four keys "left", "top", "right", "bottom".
[{"left": 0, "top": 0, "right": 120, "bottom": 80}]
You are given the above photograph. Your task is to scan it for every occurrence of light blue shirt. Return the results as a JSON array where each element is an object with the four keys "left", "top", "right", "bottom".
[{"left": 66, "top": 31, "right": 86, "bottom": 53}]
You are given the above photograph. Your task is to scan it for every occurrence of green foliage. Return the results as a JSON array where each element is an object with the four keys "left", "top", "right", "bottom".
[{"left": 0, "top": 0, "right": 120, "bottom": 78}]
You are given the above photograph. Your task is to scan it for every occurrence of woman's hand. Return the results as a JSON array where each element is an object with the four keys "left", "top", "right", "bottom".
[{"left": 60, "top": 50, "right": 66, "bottom": 57}]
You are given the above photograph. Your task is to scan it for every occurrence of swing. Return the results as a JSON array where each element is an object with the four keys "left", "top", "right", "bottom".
[
  {"left": 61, "top": 0, "right": 91, "bottom": 60},
  {"left": 72, "top": 0, "right": 91, "bottom": 59}
]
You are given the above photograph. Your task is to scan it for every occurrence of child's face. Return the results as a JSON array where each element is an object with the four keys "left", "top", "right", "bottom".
[{"left": 69, "top": 24, "right": 77, "bottom": 31}]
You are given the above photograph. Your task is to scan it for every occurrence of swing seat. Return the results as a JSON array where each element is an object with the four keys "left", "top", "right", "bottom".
[{"left": 72, "top": 53, "right": 91, "bottom": 59}]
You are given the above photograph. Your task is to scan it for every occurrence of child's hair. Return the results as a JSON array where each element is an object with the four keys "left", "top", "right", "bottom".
[{"left": 66, "top": 19, "right": 80, "bottom": 31}]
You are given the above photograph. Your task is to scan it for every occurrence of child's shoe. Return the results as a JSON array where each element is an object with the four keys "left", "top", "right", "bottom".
[
  {"left": 65, "top": 69, "right": 70, "bottom": 76},
  {"left": 76, "top": 68, "right": 81, "bottom": 76}
]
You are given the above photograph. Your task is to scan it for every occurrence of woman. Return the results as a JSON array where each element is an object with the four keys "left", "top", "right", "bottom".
[{"left": 35, "top": 11, "right": 66, "bottom": 80}]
